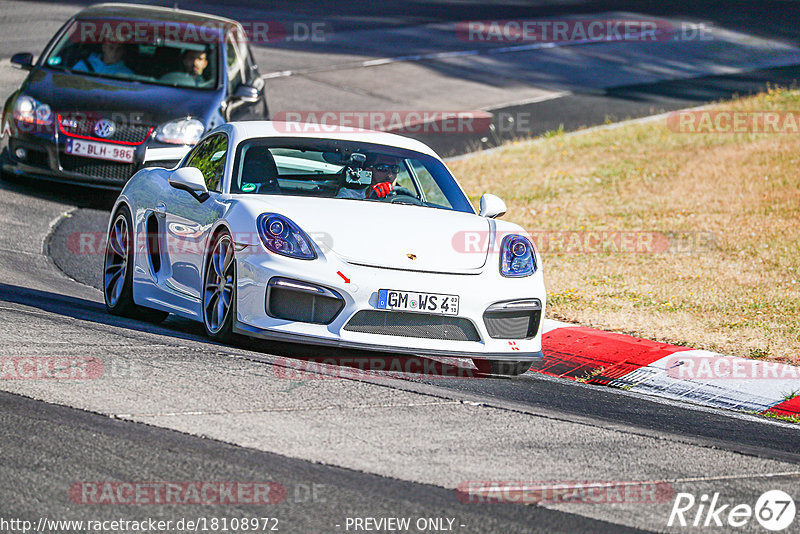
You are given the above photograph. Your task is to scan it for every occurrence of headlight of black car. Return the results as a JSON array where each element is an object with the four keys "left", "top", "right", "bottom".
[
  {"left": 154, "top": 118, "right": 205, "bottom": 145},
  {"left": 13, "top": 95, "right": 52, "bottom": 128}
]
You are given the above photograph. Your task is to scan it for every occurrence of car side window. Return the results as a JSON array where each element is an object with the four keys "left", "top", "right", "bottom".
[
  {"left": 243, "top": 43, "right": 259, "bottom": 83},
  {"left": 408, "top": 160, "right": 450, "bottom": 208},
  {"left": 184, "top": 134, "right": 228, "bottom": 192},
  {"left": 226, "top": 32, "right": 245, "bottom": 91},
  {"left": 236, "top": 33, "right": 257, "bottom": 84},
  {"left": 393, "top": 163, "right": 421, "bottom": 197}
]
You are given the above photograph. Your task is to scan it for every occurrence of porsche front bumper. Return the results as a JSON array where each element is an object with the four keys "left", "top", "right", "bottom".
[{"left": 233, "top": 245, "right": 546, "bottom": 362}]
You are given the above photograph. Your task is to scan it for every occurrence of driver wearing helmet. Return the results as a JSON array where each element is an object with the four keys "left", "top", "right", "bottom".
[{"left": 336, "top": 154, "right": 399, "bottom": 200}]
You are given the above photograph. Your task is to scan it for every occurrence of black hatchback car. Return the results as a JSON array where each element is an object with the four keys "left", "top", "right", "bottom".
[{"left": 1, "top": 3, "right": 268, "bottom": 188}]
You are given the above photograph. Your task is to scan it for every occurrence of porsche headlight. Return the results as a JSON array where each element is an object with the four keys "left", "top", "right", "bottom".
[
  {"left": 154, "top": 118, "right": 205, "bottom": 145},
  {"left": 257, "top": 213, "right": 317, "bottom": 260},
  {"left": 13, "top": 95, "right": 52, "bottom": 125},
  {"left": 500, "top": 234, "right": 535, "bottom": 277}
]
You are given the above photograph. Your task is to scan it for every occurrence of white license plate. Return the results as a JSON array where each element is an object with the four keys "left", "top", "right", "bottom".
[
  {"left": 377, "top": 289, "right": 459, "bottom": 316},
  {"left": 65, "top": 138, "right": 135, "bottom": 163}
]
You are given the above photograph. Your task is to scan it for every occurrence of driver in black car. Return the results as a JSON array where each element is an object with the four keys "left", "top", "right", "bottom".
[
  {"left": 336, "top": 154, "right": 400, "bottom": 200},
  {"left": 73, "top": 38, "right": 134, "bottom": 76}
]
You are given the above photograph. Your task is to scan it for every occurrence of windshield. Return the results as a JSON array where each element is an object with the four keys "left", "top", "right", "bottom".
[
  {"left": 230, "top": 138, "right": 474, "bottom": 214},
  {"left": 43, "top": 18, "right": 220, "bottom": 89}
]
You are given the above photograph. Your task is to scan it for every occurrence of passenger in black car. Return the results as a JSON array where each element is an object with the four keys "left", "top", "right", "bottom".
[{"left": 159, "top": 48, "right": 212, "bottom": 88}]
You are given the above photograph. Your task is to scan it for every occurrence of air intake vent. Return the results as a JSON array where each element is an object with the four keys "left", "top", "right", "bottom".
[
  {"left": 483, "top": 299, "right": 542, "bottom": 339},
  {"left": 146, "top": 213, "right": 161, "bottom": 274},
  {"left": 266, "top": 278, "right": 344, "bottom": 324},
  {"left": 344, "top": 310, "right": 480, "bottom": 341},
  {"left": 60, "top": 155, "right": 137, "bottom": 182}
]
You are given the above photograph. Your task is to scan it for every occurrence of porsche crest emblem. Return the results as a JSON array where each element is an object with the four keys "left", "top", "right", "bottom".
[{"left": 406, "top": 253, "right": 417, "bottom": 260}]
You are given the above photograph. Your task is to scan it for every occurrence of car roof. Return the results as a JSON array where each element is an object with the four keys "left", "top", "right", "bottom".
[
  {"left": 221, "top": 121, "right": 441, "bottom": 159},
  {"left": 76, "top": 3, "right": 239, "bottom": 29}
]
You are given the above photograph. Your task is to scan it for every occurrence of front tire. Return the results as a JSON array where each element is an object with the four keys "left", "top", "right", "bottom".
[
  {"left": 103, "top": 205, "right": 168, "bottom": 323},
  {"left": 473, "top": 359, "right": 533, "bottom": 376},
  {"left": 202, "top": 230, "right": 236, "bottom": 343}
]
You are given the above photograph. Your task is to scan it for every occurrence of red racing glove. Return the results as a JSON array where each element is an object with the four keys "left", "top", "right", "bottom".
[{"left": 371, "top": 181, "right": 393, "bottom": 198}]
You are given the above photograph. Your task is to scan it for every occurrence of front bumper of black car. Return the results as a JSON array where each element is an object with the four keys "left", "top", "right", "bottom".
[{"left": 1, "top": 127, "right": 189, "bottom": 188}]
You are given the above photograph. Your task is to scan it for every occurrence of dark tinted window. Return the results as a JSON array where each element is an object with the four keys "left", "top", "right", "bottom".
[
  {"left": 43, "top": 18, "right": 220, "bottom": 89},
  {"left": 225, "top": 33, "right": 244, "bottom": 91}
]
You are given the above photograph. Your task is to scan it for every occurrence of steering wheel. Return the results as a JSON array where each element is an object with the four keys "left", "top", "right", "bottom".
[
  {"left": 389, "top": 191, "right": 423, "bottom": 205},
  {"left": 367, "top": 184, "right": 423, "bottom": 205}
]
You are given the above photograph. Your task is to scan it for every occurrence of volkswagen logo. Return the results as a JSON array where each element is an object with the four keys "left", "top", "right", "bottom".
[{"left": 93, "top": 119, "right": 116, "bottom": 139}]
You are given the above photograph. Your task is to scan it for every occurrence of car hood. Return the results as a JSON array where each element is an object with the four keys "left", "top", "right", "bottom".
[
  {"left": 240, "top": 196, "right": 490, "bottom": 274},
  {"left": 22, "top": 67, "right": 221, "bottom": 125}
]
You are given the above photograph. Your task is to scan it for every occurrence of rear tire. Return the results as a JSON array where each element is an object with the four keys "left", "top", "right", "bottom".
[
  {"left": 473, "top": 359, "right": 533, "bottom": 376},
  {"left": 103, "top": 205, "right": 168, "bottom": 323}
]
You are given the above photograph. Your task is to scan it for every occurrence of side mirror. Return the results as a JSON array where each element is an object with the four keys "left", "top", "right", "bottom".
[
  {"left": 232, "top": 84, "right": 260, "bottom": 103},
  {"left": 10, "top": 52, "right": 33, "bottom": 70},
  {"left": 479, "top": 193, "right": 507, "bottom": 219},
  {"left": 169, "top": 167, "right": 208, "bottom": 200}
]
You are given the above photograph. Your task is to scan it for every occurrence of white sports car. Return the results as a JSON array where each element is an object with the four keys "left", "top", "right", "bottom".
[{"left": 103, "top": 122, "right": 545, "bottom": 375}]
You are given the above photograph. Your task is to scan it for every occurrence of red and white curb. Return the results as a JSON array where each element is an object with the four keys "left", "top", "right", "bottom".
[{"left": 537, "top": 319, "right": 800, "bottom": 418}]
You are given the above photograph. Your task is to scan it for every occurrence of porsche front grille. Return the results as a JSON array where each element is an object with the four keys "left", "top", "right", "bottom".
[{"left": 344, "top": 310, "right": 481, "bottom": 341}]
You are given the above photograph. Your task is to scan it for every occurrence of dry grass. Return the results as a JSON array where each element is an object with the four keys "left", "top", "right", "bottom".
[{"left": 450, "top": 87, "right": 800, "bottom": 364}]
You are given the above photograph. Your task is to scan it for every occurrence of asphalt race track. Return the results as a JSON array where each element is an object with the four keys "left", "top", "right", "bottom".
[{"left": 2, "top": 1, "right": 800, "bottom": 533}]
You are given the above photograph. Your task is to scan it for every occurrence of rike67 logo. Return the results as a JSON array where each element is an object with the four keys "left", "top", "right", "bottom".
[{"left": 668, "top": 490, "right": 795, "bottom": 531}]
